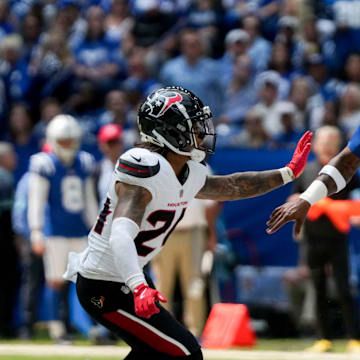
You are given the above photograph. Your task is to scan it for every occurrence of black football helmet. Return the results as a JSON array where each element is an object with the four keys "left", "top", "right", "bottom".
[{"left": 137, "top": 86, "right": 216, "bottom": 162}]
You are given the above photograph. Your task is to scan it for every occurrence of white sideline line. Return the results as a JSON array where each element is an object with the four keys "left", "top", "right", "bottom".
[{"left": 0, "top": 344, "right": 359, "bottom": 360}]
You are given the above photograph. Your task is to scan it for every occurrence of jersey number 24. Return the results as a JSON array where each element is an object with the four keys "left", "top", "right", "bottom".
[{"left": 95, "top": 198, "right": 186, "bottom": 256}]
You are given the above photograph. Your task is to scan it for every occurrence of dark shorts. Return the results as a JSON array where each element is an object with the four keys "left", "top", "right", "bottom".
[{"left": 76, "top": 273, "right": 201, "bottom": 358}]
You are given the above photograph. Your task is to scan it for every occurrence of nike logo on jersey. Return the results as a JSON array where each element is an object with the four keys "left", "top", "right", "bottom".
[
  {"left": 130, "top": 155, "right": 141, "bottom": 162},
  {"left": 140, "top": 288, "right": 147, "bottom": 299}
]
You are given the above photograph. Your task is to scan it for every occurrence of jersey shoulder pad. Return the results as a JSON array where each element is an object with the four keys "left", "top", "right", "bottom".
[
  {"left": 29, "top": 152, "right": 55, "bottom": 177},
  {"left": 115, "top": 147, "right": 160, "bottom": 178},
  {"left": 78, "top": 151, "right": 96, "bottom": 175}
]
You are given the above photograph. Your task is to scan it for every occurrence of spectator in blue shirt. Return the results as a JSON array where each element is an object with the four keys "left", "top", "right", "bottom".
[
  {"left": 271, "top": 101, "right": 304, "bottom": 150},
  {"left": 218, "top": 28, "right": 250, "bottom": 88},
  {"left": 122, "top": 47, "right": 161, "bottom": 100},
  {"left": 305, "top": 53, "right": 344, "bottom": 102},
  {"left": 185, "top": 0, "right": 224, "bottom": 58},
  {"left": 0, "top": 34, "right": 32, "bottom": 103},
  {"left": 243, "top": 14, "right": 271, "bottom": 73},
  {"left": 20, "top": 12, "right": 42, "bottom": 63},
  {"left": 29, "top": 30, "right": 74, "bottom": 100},
  {"left": 160, "top": 28, "right": 223, "bottom": 116},
  {"left": 276, "top": 16, "right": 308, "bottom": 69},
  {"left": 7, "top": 103, "right": 39, "bottom": 183},
  {"left": 216, "top": 55, "right": 257, "bottom": 128},
  {"left": 73, "top": 6, "right": 123, "bottom": 92},
  {"left": 50, "top": 0, "right": 87, "bottom": 51}
]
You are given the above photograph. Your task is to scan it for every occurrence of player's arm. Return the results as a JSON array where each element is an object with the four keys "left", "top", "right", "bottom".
[
  {"left": 28, "top": 172, "right": 50, "bottom": 255},
  {"left": 197, "top": 131, "right": 312, "bottom": 201},
  {"left": 196, "top": 170, "right": 284, "bottom": 201},
  {"left": 109, "top": 181, "right": 167, "bottom": 318},
  {"left": 266, "top": 146, "right": 360, "bottom": 235}
]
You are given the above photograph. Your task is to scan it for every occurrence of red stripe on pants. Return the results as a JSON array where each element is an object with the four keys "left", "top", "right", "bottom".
[{"left": 102, "top": 311, "right": 187, "bottom": 356}]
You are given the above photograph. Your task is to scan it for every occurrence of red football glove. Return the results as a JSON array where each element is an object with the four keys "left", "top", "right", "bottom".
[
  {"left": 286, "top": 131, "right": 312, "bottom": 178},
  {"left": 133, "top": 283, "right": 167, "bottom": 319}
]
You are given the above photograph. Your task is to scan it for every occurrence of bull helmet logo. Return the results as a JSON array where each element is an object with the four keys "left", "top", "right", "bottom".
[
  {"left": 147, "top": 92, "right": 183, "bottom": 118},
  {"left": 91, "top": 296, "right": 105, "bottom": 309}
]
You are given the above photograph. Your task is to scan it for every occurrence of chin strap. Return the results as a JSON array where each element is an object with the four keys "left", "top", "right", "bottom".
[{"left": 189, "top": 148, "right": 205, "bottom": 162}]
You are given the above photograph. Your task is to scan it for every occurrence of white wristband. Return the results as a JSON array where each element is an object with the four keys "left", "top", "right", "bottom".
[
  {"left": 279, "top": 167, "right": 294, "bottom": 184},
  {"left": 319, "top": 165, "right": 346, "bottom": 193},
  {"left": 299, "top": 180, "right": 328, "bottom": 205}
]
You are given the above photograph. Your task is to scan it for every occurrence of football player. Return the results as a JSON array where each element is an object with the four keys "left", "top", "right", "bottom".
[
  {"left": 64, "top": 86, "right": 312, "bottom": 359},
  {"left": 28, "top": 115, "right": 98, "bottom": 342}
]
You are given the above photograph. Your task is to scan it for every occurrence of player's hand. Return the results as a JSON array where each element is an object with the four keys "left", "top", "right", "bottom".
[
  {"left": 30, "top": 230, "right": 45, "bottom": 255},
  {"left": 266, "top": 197, "right": 311, "bottom": 236},
  {"left": 286, "top": 131, "right": 312, "bottom": 178},
  {"left": 133, "top": 283, "right": 167, "bottom": 319}
]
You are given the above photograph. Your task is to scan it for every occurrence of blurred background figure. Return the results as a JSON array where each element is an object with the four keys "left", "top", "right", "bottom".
[
  {"left": 253, "top": 71, "right": 283, "bottom": 136},
  {"left": 291, "top": 126, "right": 360, "bottom": 353},
  {"left": 230, "top": 107, "right": 269, "bottom": 149},
  {"left": 6, "top": 103, "right": 39, "bottom": 183},
  {"left": 160, "top": 28, "right": 223, "bottom": 117},
  {"left": 97, "top": 89, "right": 137, "bottom": 149},
  {"left": 104, "top": 0, "right": 134, "bottom": 44},
  {"left": 13, "top": 143, "right": 52, "bottom": 340},
  {"left": 216, "top": 55, "right": 257, "bottom": 130},
  {"left": 32, "top": 98, "right": 62, "bottom": 143},
  {"left": 96, "top": 123, "right": 123, "bottom": 204},
  {"left": 271, "top": 101, "right": 304, "bottom": 149},
  {"left": 73, "top": 6, "right": 123, "bottom": 93},
  {"left": 152, "top": 193, "right": 220, "bottom": 338},
  {"left": 218, "top": 29, "right": 250, "bottom": 88},
  {"left": 242, "top": 14, "right": 272, "bottom": 73},
  {"left": 27, "top": 115, "right": 98, "bottom": 343},
  {"left": 339, "top": 83, "right": 360, "bottom": 138},
  {"left": 0, "top": 142, "right": 18, "bottom": 338}
]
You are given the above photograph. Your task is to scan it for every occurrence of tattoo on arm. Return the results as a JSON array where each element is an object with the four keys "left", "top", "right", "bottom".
[
  {"left": 197, "top": 170, "right": 284, "bottom": 201},
  {"left": 113, "top": 182, "right": 152, "bottom": 226},
  {"left": 318, "top": 147, "right": 360, "bottom": 195}
]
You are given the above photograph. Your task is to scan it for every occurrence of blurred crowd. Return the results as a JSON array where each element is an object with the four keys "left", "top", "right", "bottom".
[{"left": 0, "top": 0, "right": 359, "bottom": 182}]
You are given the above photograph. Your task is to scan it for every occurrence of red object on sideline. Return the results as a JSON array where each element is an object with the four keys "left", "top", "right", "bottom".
[{"left": 201, "top": 303, "right": 256, "bottom": 348}]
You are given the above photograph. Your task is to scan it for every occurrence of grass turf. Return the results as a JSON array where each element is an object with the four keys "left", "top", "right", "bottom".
[{"left": 0, "top": 338, "right": 350, "bottom": 352}]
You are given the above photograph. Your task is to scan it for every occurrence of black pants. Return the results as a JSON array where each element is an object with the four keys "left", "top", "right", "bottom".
[
  {"left": 0, "top": 245, "right": 19, "bottom": 337},
  {"left": 76, "top": 274, "right": 202, "bottom": 359},
  {"left": 306, "top": 236, "right": 359, "bottom": 339},
  {"left": 22, "top": 252, "right": 45, "bottom": 331}
]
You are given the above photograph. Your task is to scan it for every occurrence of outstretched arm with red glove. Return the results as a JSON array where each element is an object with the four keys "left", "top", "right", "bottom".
[{"left": 196, "top": 131, "right": 313, "bottom": 201}]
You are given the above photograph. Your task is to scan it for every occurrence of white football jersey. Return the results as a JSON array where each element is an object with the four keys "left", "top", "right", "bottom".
[{"left": 70, "top": 147, "right": 208, "bottom": 283}]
